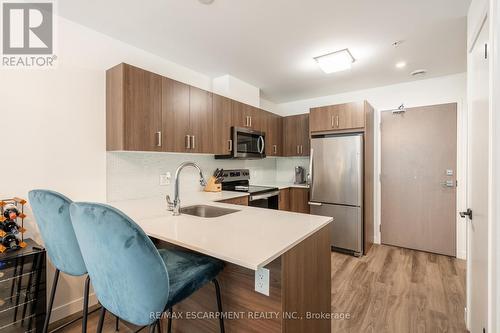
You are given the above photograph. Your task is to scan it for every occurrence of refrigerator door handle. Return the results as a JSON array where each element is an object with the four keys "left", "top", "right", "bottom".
[
  {"left": 308, "top": 202, "right": 322, "bottom": 206},
  {"left": 308, "top": 148, "right": 314, "bottom": 187}
]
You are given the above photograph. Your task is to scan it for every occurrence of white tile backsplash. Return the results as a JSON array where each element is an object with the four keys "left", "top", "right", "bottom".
[
  {"left": 107, "top": 152, "right": 279, "bottom": 201},
  {"left": 275, "top": 157, "right": 310, "bottom": 183}
]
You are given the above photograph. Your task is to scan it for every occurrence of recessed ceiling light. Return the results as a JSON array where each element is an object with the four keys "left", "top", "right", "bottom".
[
  {"left": 198, "top": 0, "right": 214, "bottom": 4},
  {"left": 395, "top": 61, "right": 407, "bottom": 69},
  {"left": 314, "top": 49, "right": 355, "bottom": 74}
]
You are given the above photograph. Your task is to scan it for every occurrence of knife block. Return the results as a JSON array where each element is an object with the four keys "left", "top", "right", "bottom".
[{"left": 204, "top": 176, "right": 222, "bottom": 192}]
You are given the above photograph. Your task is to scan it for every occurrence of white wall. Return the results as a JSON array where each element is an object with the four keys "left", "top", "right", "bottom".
[
  {"left": 0, "top": 15, "right": 216, "bottom": 322},
  {"left": 213, "top": 74, "right": 261, "bottom": 107},
  {"left": 276, "top": 73, "right": 468, "bottom": 259}
]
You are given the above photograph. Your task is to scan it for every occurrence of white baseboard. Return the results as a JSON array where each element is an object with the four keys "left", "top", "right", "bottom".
[{"left": 50, "top": 292, "right": 98, "bottom": 323}]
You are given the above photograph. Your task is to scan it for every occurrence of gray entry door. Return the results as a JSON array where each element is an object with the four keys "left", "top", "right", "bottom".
[{"left": 381, "top": 103, "right": 457, "bottom": 256}]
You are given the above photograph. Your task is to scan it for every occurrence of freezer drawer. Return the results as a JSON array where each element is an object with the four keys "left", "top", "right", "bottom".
[{"left": 310, "top": 202, "right": 362, "bottom": 254}]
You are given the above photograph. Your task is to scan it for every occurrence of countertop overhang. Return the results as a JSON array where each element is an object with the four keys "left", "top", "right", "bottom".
[{"left": 107, "top": 189, "right": 332, "bottom": 271}]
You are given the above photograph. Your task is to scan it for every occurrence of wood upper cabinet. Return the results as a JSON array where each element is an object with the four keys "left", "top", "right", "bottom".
[
  {"left": 189, "top": 86, "right": 213, "bottom": 153},
  {"left": 106, "top": 63, "right": 163, "bottom": 151},
  {"left": 283, "top": 114, "right": 310, "bottom": 157},
  {"left": 289, "top": 188, "right": 310, "bottom": 214},
  {"left": 265, "top": 112, "right": 282, "bottom": 156},
  {"left": 232, "top": 101, "right": 265, "bottom": 131},
  {"left": 162, "top": 79, "right": 213, "bottom": 153},
  {"left": 310, "top": 102, "right": 365, "bottom": 133},
  {"left": 162, "top": 77, "right": 190, "bottom": 152},
  {"left": 213, "top": 94, "right": 233, "bottom": 155}
]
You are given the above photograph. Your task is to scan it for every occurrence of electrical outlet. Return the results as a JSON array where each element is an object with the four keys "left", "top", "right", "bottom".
[
  {"left": 254, "top": 267, "right": 270, "bottom": 296},
  {"left": 159, "top": 172, "right": 171, "bottom": 186}
]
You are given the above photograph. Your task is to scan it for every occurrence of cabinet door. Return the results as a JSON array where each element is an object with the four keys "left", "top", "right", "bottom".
[
  {"left": 289, "top": 188, "right": 310, "bottom": 214},
  {"left": 266, "top": 113, "right": 282, "bottom": 156},
  {"left": 123, "top": 64, "right": 162, "bottom": 151},
  {"left": 282, "top": 116, "right": 298, "bottom": 156},
  {"left": 298, "top": 114, "right": 310, "bottom": 156},
  {"left": 310, "top": 106, "right": 335, "bottom": 133},
  {"left": 189, "top": 86, "right": 213, "bottom": 153},
  {"left": 162, "top": 77, "right": 190, "bottom": 152},
  {"left": 213, "top": 94, "right": 233, "bottom": 155},
  {"left": 279, "top": 188, "right": 290, "bottom": 211},
  {"left": 337, "top": 102, "right": 365, "bottom": 130},
  {"left": 250, "top": 107, "right": 266, "bottom": 131},
  {"left": 232, "top": 101, "right": 252, "bottom": 128}
]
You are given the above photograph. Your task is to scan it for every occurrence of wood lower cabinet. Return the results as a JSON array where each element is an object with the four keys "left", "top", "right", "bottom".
[
  {"left": 107, "top": 63, "right": 163, "bottom": 151},
  {"left": 212, "top": 94, "right": 233, "bottom": 155},
  {"left": 279, "top": 188, "right": 290, "bottom": 211},
  {"left": 310, "top": 101, "right": 365, "bottom": 133},
  {"left": 289, "top": 188, "right": 310, "bottom": 214},
  {"left": 283, "top": 114, "right": 310, "bottom": 157},
  {"left": 218, "top": 196, "right": 249, "bottom": 206}
]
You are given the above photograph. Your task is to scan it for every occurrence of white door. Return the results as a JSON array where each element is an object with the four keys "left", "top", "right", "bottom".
[{"left": 465, "top": 17, "right": 489, "bottom": 332}]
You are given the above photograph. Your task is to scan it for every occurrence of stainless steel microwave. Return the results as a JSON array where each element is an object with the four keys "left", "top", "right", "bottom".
[{"left": 215, "top": 127, "right": 266, "bottom": 159}]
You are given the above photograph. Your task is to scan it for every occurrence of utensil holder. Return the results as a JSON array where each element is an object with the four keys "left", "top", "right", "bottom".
[{"left": 204, "top": 176, "right": 222, "bottom": 192}]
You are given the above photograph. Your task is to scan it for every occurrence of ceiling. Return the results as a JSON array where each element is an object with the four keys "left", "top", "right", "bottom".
[{"left": 59, "top": 0, "right": 470, "bottom": 103}]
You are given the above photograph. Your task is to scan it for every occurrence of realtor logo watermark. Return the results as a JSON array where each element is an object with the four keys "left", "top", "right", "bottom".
[{"left": 2, "top": 1, "right": 56, "bottom": 67}]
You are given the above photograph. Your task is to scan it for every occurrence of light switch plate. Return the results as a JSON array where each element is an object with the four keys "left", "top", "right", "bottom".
[
  {"left": 159, "top": 172, "right": 171, "bottom": 186},
  {"left": 255, "top": 267, "right": 270, "bottom": 296}
]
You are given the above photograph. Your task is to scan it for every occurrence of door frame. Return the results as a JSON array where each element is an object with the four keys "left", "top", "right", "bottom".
[{"left": 376, "top": 101, "right": 467, "bottom": 259}]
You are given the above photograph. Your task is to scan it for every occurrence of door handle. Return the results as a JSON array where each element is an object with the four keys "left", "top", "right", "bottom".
[
  {"left": 273, "top": 145, "right": 277, "bottom": 154},
  {"left": 297, "top": 145, "right": 300, "bottom": 155},
  {"left": 459, "top": 209, "right": 472, "bottom": 220},
  {"left": 249, "top": 116, "right": 252, "bottom": 127},
  {"left": 336, "top": 115, "right": 339, "bottom": 128},
  {"left": 228, "top": 139, "right": 233, "bottom": 152},
  {"left": 331, "top": 115, "right": 334, "bottom": 128},
  {"left": 191, "top": 135, "right": 195, "bottom": 150},
  {"left": 185, "top": 135, "right": 191, "bottom": 149},
  {"left": 308, "top": 202, "right": 322, "bottom": 206}
]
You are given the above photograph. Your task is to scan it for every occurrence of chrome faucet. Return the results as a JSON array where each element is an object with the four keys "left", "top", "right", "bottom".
[{"left": 166, "top": 162, "right": 207, "bottom": 216}]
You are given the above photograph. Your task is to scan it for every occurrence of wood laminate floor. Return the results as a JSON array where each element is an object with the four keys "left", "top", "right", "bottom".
[{"left": 56, "top": 244, "right": 467, "bottom": 333}]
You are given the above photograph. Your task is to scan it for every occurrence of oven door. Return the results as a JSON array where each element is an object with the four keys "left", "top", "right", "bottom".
[
  {"left": 233, "top": 127, "right": 266, "bottom": 159},
  {"left": 249, "top": 191, "right": 279, "bottom": 209}
]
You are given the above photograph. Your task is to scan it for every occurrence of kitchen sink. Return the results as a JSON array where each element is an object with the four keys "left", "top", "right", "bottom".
[{"left": 180, "top": 205, "right": 240, "bottom": 218}]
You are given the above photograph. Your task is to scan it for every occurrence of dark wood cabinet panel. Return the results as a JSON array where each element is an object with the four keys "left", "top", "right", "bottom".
[
  {"left": 250, "top": 106, "right": 265, "bottom": 131},
  {"left": 232, "top": 101, "right": 253, "bottom": 128},
  {"left": 279, "top": 188, "right": 290, "bottom": 211},
  {"left": 283, "top": 114, "right": 309, "bottom": 157},
  {"left": 162, "top": 77, "right": 190, "bottom": 152},
  {"left": 189, "top": 86, "right": 213, "bottom": 153},
  {"left": 289, "top": 188, "right": 310, "bottom": 214},
  {"left": 218, "top": 196, "right": 249, "bottom": 206},
  {"left": 265, "top": 112, "right": 282, "bottom": 156},
  {"left": 213, "top": 94, "right": 233, "bottom": 155},
  {"left": 106, "top": 63, "right": 162, "bottom": 151},
  {"left": 310, "top": 102, "right": 365, "bottom": 133}
]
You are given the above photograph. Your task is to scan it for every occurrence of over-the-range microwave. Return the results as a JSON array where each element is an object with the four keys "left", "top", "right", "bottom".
[{"left": 215, "top": 127, "right": 266, "bottom": 159}]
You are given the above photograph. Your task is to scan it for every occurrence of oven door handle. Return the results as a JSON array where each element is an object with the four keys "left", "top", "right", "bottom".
[{"left": 250, "top": 190, "right": 280, "bottom": 201}]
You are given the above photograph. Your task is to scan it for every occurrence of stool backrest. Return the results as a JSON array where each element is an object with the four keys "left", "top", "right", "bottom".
[
  {"left": 28, "top": 190, "right": 87, "bottom": 276},
  {"left": 69, "top": 202, "right": 170, "bottom": 326}
]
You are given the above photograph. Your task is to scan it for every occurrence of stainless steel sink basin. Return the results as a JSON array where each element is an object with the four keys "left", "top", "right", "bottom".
[{"left": 180, "top": 205, "right": 239, "bottom": 218}]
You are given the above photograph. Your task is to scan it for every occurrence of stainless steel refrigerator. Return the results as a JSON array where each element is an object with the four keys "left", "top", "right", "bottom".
[{"left": 308, "top": 134, "right": 363, "bottom": 256}]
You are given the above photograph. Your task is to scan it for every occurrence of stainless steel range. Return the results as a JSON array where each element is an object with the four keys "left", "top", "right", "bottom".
[{"left": 221, "top": 169, "right": 279, "bottom": 209}]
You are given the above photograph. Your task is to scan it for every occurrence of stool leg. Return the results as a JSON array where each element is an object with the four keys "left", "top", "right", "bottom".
[
  {"left": 167, "top": 308, "right": 172, "bottom": 333},
  {"left": 42, "top": 268, "right": 60, "bottom": 333},
  {"left": 149, "top": 322, "right": 156, "bottom": 333},
  {"left": 96, "top": 306, "right": 106, "bottom": 333},
  {"left": 213, "top": 279, "right": 225, "bottom": 333},
  {"left": 115, "top": 315, "right": 120, "bottom": 331},
  {"left": 82, "top": 275, "right": 90, "bottom": 333}
]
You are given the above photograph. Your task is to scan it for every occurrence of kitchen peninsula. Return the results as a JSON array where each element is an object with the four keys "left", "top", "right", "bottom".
[{"left": 109, "top": 191, "right": 332, "bottom": 333}]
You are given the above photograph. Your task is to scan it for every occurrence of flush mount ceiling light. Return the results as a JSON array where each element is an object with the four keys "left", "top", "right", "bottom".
[
  {"left": 395, "top": 61, "right": 407, "bottom": 69},
  {"left": 198, "top": 0, "right": 215, "bottom": 4},
  {"left": 314, "top": 48, "right": 355, "bottom": 74}
]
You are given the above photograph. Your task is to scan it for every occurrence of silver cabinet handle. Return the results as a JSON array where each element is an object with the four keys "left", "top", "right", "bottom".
[
  {"left": 331, "top": 115, "right": 334, "bottom": 128},
  {"left": 228, "top": 139, "right": 233, "bottom": 152},
  {"left": 246, "top": 116, "right": 250, "bottom": 127},
  {"left": 300, "top": 145, "right": 303, "bottom": 154},
  {"left": 156, "top": 131, "right": 162, "bottom": 147},
  {"left": 296, "top": 145, "right": 300, "bottom": 154},
  {"left": 273, "top": 145, "right": 277, "bottom": 154},
  {"left": 336, "top": 115, "right": 339, "bottom": 128},
  {"left": 249, "top": 116, "right": 252, "bottom": 127},
  {"left": 191, "top": 135, "right": 195, "bottom": 150},
  {"left": 185, "top": 135, "right": 191, "bottom": 149},
  {"left": 308, "top": 202, "right": 322, "bottom": 206}
]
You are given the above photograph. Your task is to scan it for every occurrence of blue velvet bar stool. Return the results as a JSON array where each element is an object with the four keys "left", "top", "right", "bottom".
[
  {"left": 69, "top": 202, "right": 225, "bottom": 333},
  {"left": 28, "top": 190, "right": 119, "bottom": 333}
]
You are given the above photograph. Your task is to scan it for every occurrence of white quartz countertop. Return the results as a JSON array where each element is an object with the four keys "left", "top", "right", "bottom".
[{"left": 107, "top": 191, "right": 331, "bottom": 271}]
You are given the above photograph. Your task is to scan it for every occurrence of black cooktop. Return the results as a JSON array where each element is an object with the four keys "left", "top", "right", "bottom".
[
  {"left": 220, "top": 169, "right": 278, "bottom": 195},
  {"left": 223, "top": 184, "right": 278, "bottom": 195}
]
